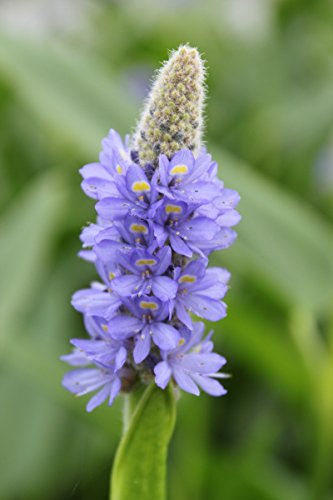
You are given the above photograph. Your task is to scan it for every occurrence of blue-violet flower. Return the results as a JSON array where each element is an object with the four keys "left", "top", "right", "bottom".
[{"left": 62, "top": 45, "right": 240, "bottom": 411}]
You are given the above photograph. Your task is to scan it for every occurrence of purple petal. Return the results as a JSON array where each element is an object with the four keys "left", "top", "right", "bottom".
[
  {"left": 70, "top": 338, "right": 107, "bottom": 354},
  {"left": 216, "top": 209, "right": 241, "bottom": 227},
  {"left": 177, "top": 181, "right": 220, "bottom": 202},
  {"left": 154, "top": 246, "right": 172, "bottom": 274},
  {"left": 158, "top": 154, "right": 170, "bottom": 186},
  {"left": 184, "top": 294, "right": 227, "bottom": 321},
  {"left": 80, "top": 162, "right": 110, "bottom": 181},
  {"left": 133, "top": 329, "right": 151, "bottom": 363},
  {"left": 115, "top": 346, "right": 127, "bottom": 371},
  {"left": 71, "top": 289, "right": 121, "bottom": 320},
  {"left": 169, "top": 149, "right": 194, "bottom": 176},
  {"left": 180, "top": 353, "right": 226, "bottom": 374},
  {"left": 195, "top": 228, "right": 237, "bottom": 253},
  {"left": 83, "top": 315, "right": 102, "bottom": 338},
  {"left": 108, "top": 315, "right": 142, "bottom": 340},
  {"left": 213, "top": 189, "right": 240, "bottom": 210},
  {"left": 95, "top": 240, "right": 131, "bottom": 263},
  {"left": 80, "top": 224, "right": 100, "bottom": 247},
  {"left": 152, "top": 276, "right": 177, "bottom": 300},
  {"left": 109, "top": 377, "right": 122, "bottom": 405},
  {"left": 173, "top": 367, "right": 200, "bottom": 396},
  {"left": 180, "top": 259, "right": 206, "bottom": 283},
  {"left": 153, "top": 223, "right": 168, "bottom": 247},
  {"left": 191, "top": 268, "right": 229, "bottom": 299},
  {"left": 111, "top": 275, "right": 142, "bottom": 296},
  {"left": 181, "top": 321, "right": 205, "bottom": 351},
  {"left": 126, "top": 164, "right": 151, "bottom": 195},
  {"left": 81, "top": 178, "right": 117, "bottom": 200},
  {"left": 180, "top": 217, "right": 219, "bottom": 242},
  {"left": 169, "top": 233, "right": 192, "bottom": 257},
  {"left": 154, "top": 361, "right": 172, "bottom": 389},
  {"left": 62, "top": 369, "right": 106, "bottom": 396},
  {"left": 152, "top": 322, "right": 179, "bottom": 350},
  {"left": 175, "top": 302, "right": 192, "bottom": 329},
  {"left": 96, "top": 197, "right": 132, "bottom": 220},
  {"left": 86, "top": 384, "right": 110, "bottom": 412},
  {"left": 187, "top": 153, "right": 213, "bottom": 182},
  {"left": 191, "top": 374, "right": 227, "bottom": 396},
  {"left": 78, "top": 250, "right": 96, "bottom": 262},
  {"left": 60, "top": 349, "right": 89, "bottom": 366}
]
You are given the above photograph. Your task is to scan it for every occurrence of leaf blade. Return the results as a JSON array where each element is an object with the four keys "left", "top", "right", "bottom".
[{"left": 111, "top": 383, "right": 176, "bottom": 500}]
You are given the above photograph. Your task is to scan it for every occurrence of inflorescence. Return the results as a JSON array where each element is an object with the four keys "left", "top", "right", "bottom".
[{"left": 61, "top": 46, "right": 240, "bottom": 412}]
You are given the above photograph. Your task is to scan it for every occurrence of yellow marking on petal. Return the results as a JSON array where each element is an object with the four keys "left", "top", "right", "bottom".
[
  {"left": 116, "top": 165, "right": 122, "bottom": 174},
  {"left": 109, "top": 272, "right": 115, "bottom": 280},
  {"left": 170, "top": 164, "right": 188, "bottom": 175},
  {"left": 179, "top": 274, "right": 197, "bottom": 284},
  {"left": 132, "top": 180, "right": 151, "bottom": 192},
  {"left": 130, "top": 223, "right": 148, "bottom": 234},
  {"left": 136, "top": 259, "right": 157, "bottom": 266},
  {"left": 178, "top": 337, "right": 186, "bottom": 346},
  {"left": 139, "top": 301, "right": 158, "bottom": 310},
  {"left": 165, "top": 204, "right": 182, "bottom": 214},
  {"left": 101, "top": 324, "right": 109, "bottom": 332}
]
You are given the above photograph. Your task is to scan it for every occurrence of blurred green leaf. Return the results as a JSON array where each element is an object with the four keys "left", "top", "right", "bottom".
[
  {"left": 214, "top": 149, "right": 333, "bottom": 312},
  {"left": 0, "top": 173, "right": 119, "bottom": 498},
  {"left": 111, "top": 383, "right": 176, "bottom": 500},
  {"left": 1, "top": 22, "right": 333, "bottom": 500},
  {"left": 221, "top": 297, "right": 310, "bottom": 406},
  {"left": 0, "top": 169, "right": 66, "bottom": 336},
  {"left": 0, "top": 32, "right": 136, "bottom": 156}
]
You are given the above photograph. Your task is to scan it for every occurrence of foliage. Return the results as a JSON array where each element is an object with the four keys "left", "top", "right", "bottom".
[{"left": 0, "top": 1, "right": 333, "bottom": 498}]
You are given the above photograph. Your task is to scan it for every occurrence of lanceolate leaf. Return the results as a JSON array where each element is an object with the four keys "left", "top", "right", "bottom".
[
  {"left": 0, "top": 170, "right": 66, "bottom": 337},
  {"left": 213, "top": 149, "right": 333, "bottom": 312},
  {"left": 0, "top": 32, "right": 136, "bottom": 156},
  {"left": 111, "top": 383, "right": 176, "bottom": 500}
]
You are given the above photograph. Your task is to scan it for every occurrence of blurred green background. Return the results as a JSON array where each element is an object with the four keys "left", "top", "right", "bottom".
[{"left": 0, "top": 1, "right": 333, "bottom": 499}]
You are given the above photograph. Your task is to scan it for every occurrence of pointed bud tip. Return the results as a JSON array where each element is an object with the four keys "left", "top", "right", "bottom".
[{"left": 172, "top": 45, "right": 203, "bottom": 66}]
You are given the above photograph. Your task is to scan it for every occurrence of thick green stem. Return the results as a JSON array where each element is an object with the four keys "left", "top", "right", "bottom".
[{"left": 110, "top": 383, "right": 176, "bottom": 500}]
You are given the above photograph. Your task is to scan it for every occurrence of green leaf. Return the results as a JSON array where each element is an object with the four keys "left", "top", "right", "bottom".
[
  {"left": 0, "top": 169, "right": 66, "bottom": 338},
  {"left": 111, "top": 383, "right": 176, "bottom": 500},
  {"left": 213, "top": 149, "right": 333, "bottom": 313},
  {"left": 0, "top": 182, "right": 120, "bottom": 497},
  {"left": 0, "top": 32, "right": 136, "bottom": 157}
]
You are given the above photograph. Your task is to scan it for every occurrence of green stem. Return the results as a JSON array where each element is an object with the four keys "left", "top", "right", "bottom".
[{"left": 110, "top": 383, "right": 176, "bottom": 500}]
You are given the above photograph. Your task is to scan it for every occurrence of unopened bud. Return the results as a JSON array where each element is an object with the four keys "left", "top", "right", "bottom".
[{"left": 133, "top": 45, "right": 206, "bottom": 167}]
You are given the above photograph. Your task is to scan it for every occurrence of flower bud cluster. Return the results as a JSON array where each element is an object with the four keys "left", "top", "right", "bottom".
[{"left": 134, "top": 45, "right": 205, "bottom": 166}]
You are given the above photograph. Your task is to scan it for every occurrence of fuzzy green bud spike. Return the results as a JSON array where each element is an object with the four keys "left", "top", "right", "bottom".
[{"left": 133, "top": 45, "right": 206, "bottom": 167}]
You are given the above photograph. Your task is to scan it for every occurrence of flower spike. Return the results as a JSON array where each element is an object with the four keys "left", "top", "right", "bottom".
[{"left": 62, "top": 47, "right": 240, "bottom": 412}]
